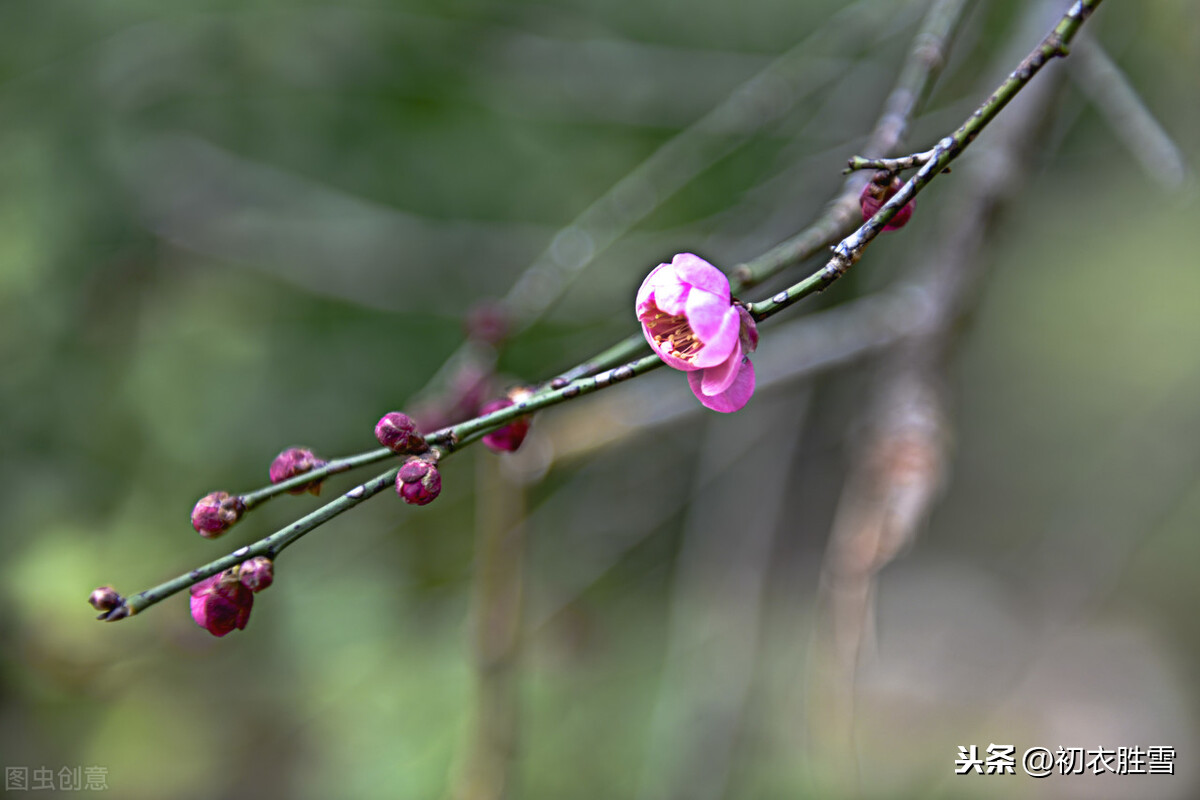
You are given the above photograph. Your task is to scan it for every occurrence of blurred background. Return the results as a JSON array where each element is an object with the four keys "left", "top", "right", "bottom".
[{"left": 2, "top": 0, "right": 1198, "bottom": 797}]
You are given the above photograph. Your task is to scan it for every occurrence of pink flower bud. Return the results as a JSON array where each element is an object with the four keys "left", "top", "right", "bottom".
[
  {"left": 479, "top": 398, "right": 531, "bottom": 453},
  {"left": 189, "top": 570, "right": 253, "bottom": 637},
  {"left": 89, "top": 586, "right": 122, "bottom": 613},
  {"left": 238, "top": 556, "right": 274, "bottom": 593},
  {"left": 859, "top": 173, "right": 914, "bottom": 231},
  {"left": 269, "top": 447, "right": 327, "bottom": 495},
  {"left": 396, "top": 457, "right": 442, "bottom": 506},
  {"left": 191, "top": 491, "right": 245, "bottom": 538},
  {"left": 375, "top": 412, "right": 427, "bottom": 454}
]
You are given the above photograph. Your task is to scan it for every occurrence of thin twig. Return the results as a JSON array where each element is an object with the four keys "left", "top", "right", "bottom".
[
  {"left": 748, "top": 0, "right": 1103, "bottom": 322},
  {"left": 239, "top": 447, "right": 396, "bottom": 509},
  {"left": 107, "top": 465, "right": 404, "bottom": 619},
  {"left": 844, "top": 149, "right": 936, "bottom": 174}
]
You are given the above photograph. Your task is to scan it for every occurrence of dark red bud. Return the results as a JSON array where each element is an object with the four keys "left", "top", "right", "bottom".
[
  {"left": 375, "top": 412, "right": 427, "bottom": 454},
  {"left": 191, "top": 491, "right": 245, "bottom": 538},
  {"left": 238, "top": 556, "right": 274, "bottom": 593},
  {"left": 859, "top": 173, "right": 914, "bottom": 231},
  {"left": 479, "top": 398, "right": 531, "bottom": 453},
  {"left": 189, "top": 570, "right": 253, "bottom": 637},
  {"left": 89, "top": 586, "right": 122, "bottom": 613},
  {"left": 269, "top": 447, "right": 327, "bottom": 495},
  {"left": 396, "top": 457, "right": 442, "bottom": 505}
]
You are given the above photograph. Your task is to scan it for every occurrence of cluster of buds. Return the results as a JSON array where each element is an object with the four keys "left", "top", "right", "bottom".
[
  {"left": 269, "top": 447, "right": 327, "bottom": 495},
  {"left": 190, "top": 491, "right": 245, "bottom": 538},
  {"left": 859, "top": 171, "right": 915, "bottom": 231},
  {"left": 189, "top": 556, "right": 275, "bottom": 637},
  {"left": 375, "top": 412, "right": 428, "bottom": 455}
]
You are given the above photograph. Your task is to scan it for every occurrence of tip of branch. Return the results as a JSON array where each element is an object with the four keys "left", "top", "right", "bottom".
[{"left": 97, "top": 603, "right": 131, "bottom": 622}]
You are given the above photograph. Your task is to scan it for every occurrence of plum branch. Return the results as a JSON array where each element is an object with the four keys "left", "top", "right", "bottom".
[{"left": 94, "top": 0, "right": 1104, "bottom": 625}]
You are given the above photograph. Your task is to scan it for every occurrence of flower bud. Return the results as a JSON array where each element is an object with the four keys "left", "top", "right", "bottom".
[
  {"left": 191, "top": 491, "right": 245, "bottom": 538},
  {"left": 859, "top": 172, "right": 914, "bottom": 231},
  {"left": 269, "top": 447, "right": 327, "bottom": 495},
  {"left": 238, "top": 556, "right": 274, "bottom": 593},
  {"left": 89, "top": 586, "right": 122, "bottom": 613},
  {"left": 396, "top": 457, "right": 442, "bottom": 506},
  {"left": 736, "top": 305, "right": 759, "bottom": 353},
  {"left": 480, "top": 398, "right": 531, "bottom": 453},
  {"left": 375, "top": 412, "right": 427, "bottom": 454},
  {"left": 189, "top": 570, "right": 253, "bottom": 637}
]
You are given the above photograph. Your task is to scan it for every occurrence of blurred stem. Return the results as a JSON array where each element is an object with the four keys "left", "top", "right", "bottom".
[
  {"left": 450, "top": 454, "right": 527, "bottom": 800},
  {"left": 807, "top": 0, "right": 1072, "bottom": 783},
  {"left": 636, "top": 390, "right": 810, "bottom": 800},
  {"left": 1067, "top": 33, "right": 1190, "bottom": 190}
]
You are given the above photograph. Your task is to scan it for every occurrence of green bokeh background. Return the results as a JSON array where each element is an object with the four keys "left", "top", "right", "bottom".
[{"left": 2, "top": 1, "right": 1198, "bottom": 798}]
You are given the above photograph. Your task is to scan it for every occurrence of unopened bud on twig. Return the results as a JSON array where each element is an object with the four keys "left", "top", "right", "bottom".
[
  {"left": 396, "top": 457, "right": 442, "bottom": 506},
  {"left": 860, "top": 172, "right": 915, "bottom": 231},
  {"left": 375, "top": 412, "right": 427, "bottom": 455},
  {"left": 190, "top": 570, "right": 253, "bottom": 637},
  {"left": 269, "top": 447, "right": 328, "bottom": 495},
  {"left": 480, "top": 397, "right": 532, "bottom": 453},
  {"left": 237, "top": 556, "right": 274, "bottom": 593},
  {"left": 89, "top": 586, "right": 122, "bottom": 613},
  {"left": 191, "top": 491, "right": 245, "bottom": 538}
]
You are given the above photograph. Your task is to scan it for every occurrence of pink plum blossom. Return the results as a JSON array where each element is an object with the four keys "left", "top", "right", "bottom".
[
  {"left": 636, "top": 253, "right": 757, "bottom": 413},
  {"left": 190, "top": 570, "right": 253, "bottom": 637}
]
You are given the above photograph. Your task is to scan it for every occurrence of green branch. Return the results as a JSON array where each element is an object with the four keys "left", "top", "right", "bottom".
[{"left": 239, "top": 447, "right": 396, "bottom": 510}]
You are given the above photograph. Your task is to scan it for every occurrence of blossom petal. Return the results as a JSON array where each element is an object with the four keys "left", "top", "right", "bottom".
[
  {"left": 670, "top": 253, "right": 730, "bottom": 302},
  {"left": 699, "top": 342, "right": 742, "bottom": 396},
  {"left": 636, "top": 263, "right": 688, "bottom": 317},
  {"left": 687, "top": 302, "right": 740, "bottom": 368},
  {"left": 688, "top": 357, "right": 755, "bottom": 413}
]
